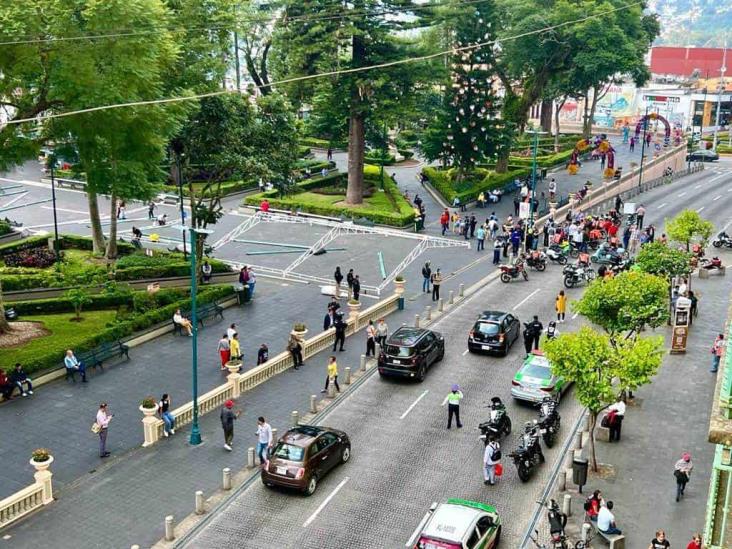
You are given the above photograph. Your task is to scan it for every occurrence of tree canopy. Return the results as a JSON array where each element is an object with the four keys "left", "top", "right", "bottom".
[{"left": 665, "top": 210, "right": 715, "bottom": 252}]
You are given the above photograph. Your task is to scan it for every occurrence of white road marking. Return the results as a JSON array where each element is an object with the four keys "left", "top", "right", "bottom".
[
  {"left": 696, "top": 206, "right": 705, "bottom": 213},
  {"left": 302, "top": 476, "right": 350, "bottom": 528},
  {"left": 512, "top": 288, "right": 541, "bottom": 310},
  {"left": 677, "top": 192, "right": 686, "bottom": 197},
  {"left": 709, "top": 173, "right": 728, "bottom": 183},
  {"left": 657, "top": 203, "right": 667, "bottom": 209},
  {"left": 0, "top": 192, "right": 28, "bottom": 209},
  {"left": 572, "top": 312, "right": 579, "bottom": 320},
  {"left": 400, "top": 390, "right": 429, "bottom": 420},
  {"left": 714, "top": 195, "right": 723, "bottom": 201},
  {"left": 728, "top": 187, "right": 732, "bottom": 192},
  {"left": 694, "top": 184, "right": 702, "bottom": 189},
  {"left": 462, "top": 349, "right": 469, "bottom": 356},
  {"left": 40, "top": 206, "right": 88, "bottom": 215}
]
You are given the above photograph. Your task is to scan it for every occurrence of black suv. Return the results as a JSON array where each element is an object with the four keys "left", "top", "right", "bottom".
[
  {"left": 378, "top": 326, "right": 444, "bottom": 382},
  {"left": 467, "top": 310, "right": 520, "bottom": 356}
]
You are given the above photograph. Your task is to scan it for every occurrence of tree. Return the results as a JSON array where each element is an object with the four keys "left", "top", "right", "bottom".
[
  {"left": 665, "top": 210, "right": 715, "bottom": 252},
  {"left": 573, "top": 271, "right": 669, "bottom": 340},
  {"left": 544, "top": 327, "right": 663, "bottom": 471},
  {"left": 0, "top": 280, "right": 10, "bottom": 334},
  {"left": 65, "top": 288, "right": 92, "bottom": 321}
]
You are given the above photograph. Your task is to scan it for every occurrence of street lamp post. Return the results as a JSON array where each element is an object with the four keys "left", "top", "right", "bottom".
[
  {"left": 637, "top": 106, "right": 650, "bottom": 189},
  {"left": 48, "top": 157, "right": 60, "bottom": 263}
]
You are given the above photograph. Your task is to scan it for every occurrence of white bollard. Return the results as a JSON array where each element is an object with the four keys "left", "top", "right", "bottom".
[
  {"left": 291, "top": 410, "right": 299, "bottom": 427},
  {"left": 562, "top": 493, "right": 572, "bottom": 517},
  {"left": 581, "top": 522, "right": 592, "bottom": 542},
  {"left": 425, "top": 305, "right": 432, "bottom": 321},
  {"left": 581, "top": 431, "right": 590, "bottom": 448},
  {"left": 247, "top": 447, "right": 255, "bottom": 468},
  {"left": 195, "top": 490, "right": 205, "bottom": 515},
  {"left": 310, "top": 394, "right": 317, "bottom": 413},
  {"left": 438, "top": 298, "right": 444, "bottom": 313},
  {"left": 164, "top": 516, "right": 175, "bottom": 541},
  {"left": 459, "top": 283, "right": 465, "bottom": 297},
  {"left": 360, "top": 354, "right": 367, "bottom": 372},
  {"left": 574, "top": 431, "right": 583, "bottom": 451},
  {"left": 449, "top": 290, "right": 454, "bottom": 305},
  {"left": 345, "top": 367, "right": 351, "bottom": 384},
  {"left": 414, "top": 314, "right": 420, "bottom": 328},
  {"left": 557, "top": 469, "right": 567, "bottom": 492},
  {"left": 375, "top": 343, "right": 381, "bottom": 358},
  {"left": 223, "top": 468, "right": 232, "bottom": 490}
]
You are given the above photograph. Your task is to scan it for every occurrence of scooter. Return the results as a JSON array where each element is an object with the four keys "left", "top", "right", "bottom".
[
  {"left": 713, "top": 231, "right": 732, "bottom": 249},
  {"left": 537, "top": 396, "right": 561, "bottom": 448},
  {"left": 525, "top": 251, "right": 547, "bottom": 271},
  {"left": 500, "top": 262, "right": 528, "bottom": 283},
  {"left": 546, "top": 245, "right": 568, "bottom": 265},
  {"left": 591, "top": 243, "right": 627, "bottom": 265},
  {"left": 479, "top": 397, "right": 512, "bottom": 444},
  {"left": 563, "top": 264, "right": 595, "bottom": 288},
  {"left": 509, "top": 421, "right": 545, "bottom": 482}
]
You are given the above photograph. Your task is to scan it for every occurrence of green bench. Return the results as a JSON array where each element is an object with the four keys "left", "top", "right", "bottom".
[
  {"left": 64, "top": 341, "right": 130, "bottom": 381},
  {"left": 172, "top": 302, "right": 224, "bottom": 335}
]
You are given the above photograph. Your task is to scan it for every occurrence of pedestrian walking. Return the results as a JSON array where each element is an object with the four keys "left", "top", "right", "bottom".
[
  {"left": 649, "top": 530, "right": 670, "bottom": 549},
  {"left": 447, "top": 384, "right": 463, "bottom": 429},
  {"left": 334, "top": 266, "right": 344, "bottom": 296},
  {"left": 476, "top": 225, "right": 486, "bottom": 251},
  {"left": 158, "top": 394, "right": 176, "bottom": 437},
  {"left": 346, "top": 268, "right": 355, "bottom": 299},
  {"left": 483, "top": 435, "right": 501, "bottom": 485},
  {"left": 674, "top": 452, "right": 693, "bottom": 501},
  {"left": 220, "top": 400, "right": 240, "bottom": 451},
  {"left": 332, "top": 314, "right": 346, "bottom": 352},
  {"left": 493, "top": 237, "right": 502, "bottom": 265},
  {"left": 366, "top": 320, "right": 377, "bottom": 357},
  {"left": 440, "top": 209, "right": 450, "bottom": 236},
  {"left": 529, "top": 315, "right": 543, "bottom": 350},
  {"left": 376, "top": 318, "right": 388, "bottom": 347},
  {"left": 257, "top": 343, "right": 269, "bottom": 365},
  {"left": 322, "top": 356, "right": 340, "bottom": 393},
  {"left": 548, "top": 178, "right": 556, "bottom": 201},
  {"left": 431, "top": 268, "right": 442, "bottom": 301},
  {"left": 422, "top": 261, "right": 432, "bottom": 293},
  {"left": 469, "top": 215, "right": 477, "bottom": 238},
  {"left": 352, "top": 275, "right": 361, "bottom": 301},
  {"left": 686, "top": 533, "right": 702, "bottom": 549},
  {"left": 227, "top": 323, "right": 237, "bottom": 341},
  {"left": 288, "top": 334, "right": 303, "bottom": 370},
  {"left": 217, "top": 334, "right": 230, "bottom": 370},
  {"left": 607, "top": 396, "right": 626, "bottom": 442},
  {"left": 327, "top": 147, "right": 333, "bottom": 161},
  {"left": 247, "top": 267, "right": 256, "bottom": 298},
  {"left": 255, "top": 416, "right": 273, "bottom": 465},
  {"left": 636, "top": 204, "right": 646, "bottom": 229},
  {"left": 148, "top": 201, "right": 156, "bottom": 220},
  {"left": 629, "top": 136, "right": 635, "bottom": 152},
  {"left": 230, "top": 332, "right": 242, "bottom": 362},
  {"left": 711, "top": 333, "right": 724, "bottom": 373},
  {"left": 95, "top": 403, "right": 112, "bottom": 458}
]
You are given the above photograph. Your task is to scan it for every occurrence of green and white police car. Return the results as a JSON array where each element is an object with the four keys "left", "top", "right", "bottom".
[
  {"left": 408, "top": 498, "right": 501, "bottom": 549},
  {"left": 510, "top": 351, "right": 570, "bottom": 403}
]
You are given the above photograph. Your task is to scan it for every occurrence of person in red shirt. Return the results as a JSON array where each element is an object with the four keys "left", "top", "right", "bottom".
[
  {"left": 607, "top": 222, "right": 619, "bottom": 239},
  {"left": 584, "top": 490, "right": 603, "bottom": 521},
  {"left": 260, "top": 198, "right": 270, "bottom": 212},
  {"left": 686, "top": 533, "right": 702, "bottom": 549},
  {"left": 439, "top": 209, "right": 450, "bottom": 236}
]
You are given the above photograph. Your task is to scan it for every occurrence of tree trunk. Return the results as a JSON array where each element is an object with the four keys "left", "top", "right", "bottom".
[
  {"left": 0, "top": 280, "right": 11, "bottom": 334},
  {"left": 540, "top": 98, "right": 553, "bottom": 134},
  {"left": 554, "top": 97, "right": 566, "bottom": 153},
  {"left": 346, "top": 113, "right": 365, "bottom": 204},
  {"left": 496, "top": 153, "right": 509, "bottom": 173},
  {"left": 86, "top": 189, "right": 106, "bottom": 254},
  {"left": 105, "top": 195, "right": 119, "bottom": 259},
  {"left": 589, "top": 412, "right": 599, "bottom": 472},
  {"left": 588, "top": 88, "right": 601, "bottom": 136},
  {"left": 582, "top": 92, "right": 592, "bottom": 138}
]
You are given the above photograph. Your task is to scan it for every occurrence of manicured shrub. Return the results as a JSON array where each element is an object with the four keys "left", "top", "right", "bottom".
[{"left": 4, "top": 247, "right": 58, "bottom": 269}]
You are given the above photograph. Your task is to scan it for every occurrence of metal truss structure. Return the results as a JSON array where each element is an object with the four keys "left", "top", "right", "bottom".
[{"left": 213, "top": 211, "right": 470, "bottom": 295}]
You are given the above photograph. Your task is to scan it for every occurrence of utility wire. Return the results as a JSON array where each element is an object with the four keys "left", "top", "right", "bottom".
[
  {"left": 2, "top": 1, "right": 642, "bottom": 126},
  {"left": 0, "top": 0, "right": 489, "bottom": 47}
]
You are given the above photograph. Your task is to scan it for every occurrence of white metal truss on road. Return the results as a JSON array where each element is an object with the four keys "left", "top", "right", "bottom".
[{"left": 215, "top": 211, "right": 470, "bottom": 295}]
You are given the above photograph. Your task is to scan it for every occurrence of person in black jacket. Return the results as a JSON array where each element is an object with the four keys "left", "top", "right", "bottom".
[
  {"left": 346, "top": 269, "right": 355, "bottom": 299},
  {"left": 332, "top": 314, "right": 347, "bottom": 352},
  {"left": 334, "top": 266, "right": 344, "bottom": 296},
  {"left": 528, "top": 315, "right": 543, "bottom": 350},
  {"left": 323, "top": 308, "right": 336, "bottom": 331},
  {"left": 352, "top": 275, "right": 361, "bottom": 301},
  {"left": 10, "top": 363, "right": 33, "bottom": 396},
  {"left": 422, "top": 261, "right": 431, "bottom": 293}
]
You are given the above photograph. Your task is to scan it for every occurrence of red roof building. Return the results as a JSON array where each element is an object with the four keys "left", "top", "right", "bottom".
[{"left": 650, "top": 47, "right": 727, "bottom": 78}]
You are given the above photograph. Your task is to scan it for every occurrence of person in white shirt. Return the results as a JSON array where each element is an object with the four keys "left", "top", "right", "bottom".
[
  {"left": 173, "top": 308, "right": 192, "bottom": 336},
  {"left": 256, "top": 417, "right": 273, "bottom": 465},
  {"left": 483, "top": 436, "right": 501, "bottom": 486},
  {"left": 227, "top": 323, "right": 237, "bottom": 341},
  {"left": 376, "top": 318, "right": 389, "bottom": 347},
  {"left": 548, "top": 178, "right": 557, "bottom": 200},
  {"left": 96, "top": 403, "right": 113, "bottom": 458},
  {"left": 597, "top": 501, "right": 621, "bottom": 535},
  {"left": 607, "top": 396, "right": 626, "bottom": 442},
  {"left": 64, "top": 349, "right": 87, "bottom": 382}
]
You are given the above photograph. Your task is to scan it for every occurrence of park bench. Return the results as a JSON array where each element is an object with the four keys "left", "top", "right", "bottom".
[
  {"left": 589, "top": 520, "right": 625, "bottom": 549},
  {"left": 172, "top": 301, "right": 224, "bottom": 335},
  {"left": 64, "top": 341, "right": 129, "bottom": 381}
]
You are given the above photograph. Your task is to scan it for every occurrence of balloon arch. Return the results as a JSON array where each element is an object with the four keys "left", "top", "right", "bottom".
[{"left": 635, "top": 112, "right": 671, "bottom": 146}]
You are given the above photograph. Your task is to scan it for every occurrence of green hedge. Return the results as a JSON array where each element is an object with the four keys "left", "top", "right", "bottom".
[
  {"left": 17, "top": 285, "right": 234, "bottom": 376},
  {"left": 300, "top": 137, "right": 347, "bottom": 149},
  {"left": 364, "top": 152, "right": 397, "bottom": 166},
  {"left": 8, "top": 292, "right": 136, "bottom": 314},
  {"left": 508, "top": 149, "right": 574, "bottom": 168},
  {"left": 60, "top": 234, "right": 136, "bottom": 255},
  {"left": 0, "top": 221, "right": 13, "bottom": 237},
  {"left": 422, "top": 166, "right": 531, "bottom": 203}
]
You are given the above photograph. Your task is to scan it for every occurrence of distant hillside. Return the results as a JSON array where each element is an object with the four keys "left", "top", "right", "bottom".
[{"left": 650, "top": 0, "right": 731, "bottom": 46}]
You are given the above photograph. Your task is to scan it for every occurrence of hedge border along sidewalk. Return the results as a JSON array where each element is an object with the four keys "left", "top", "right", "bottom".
[
  {"left": 244, "top": 165, "right": 415, "bottom": 227},
  {"left": 422, "top": 166, "right": 532, "bottom": 204},
  {"left": 6, "top": 284, "right": 234, "bottom": 377}
]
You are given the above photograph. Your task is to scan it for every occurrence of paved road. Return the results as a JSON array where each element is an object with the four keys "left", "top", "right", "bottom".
[{"left": 181, "top": 162, "right": 732, "bottom": 548}]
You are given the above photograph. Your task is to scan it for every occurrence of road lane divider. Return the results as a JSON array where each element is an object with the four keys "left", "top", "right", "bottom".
[
  {"left": 461, "top": 349, "right": 469, "bottom": 356},
  {"left": 302, "top": 477, "right": 350, "bottom": 528},
  {"left": 697, "top": 206, "right": 705, "bottom": 213},
  {"left": 512, "top": 288, "right": 541, "bottom": 310},
  {"left": 657, "top": 202, "right": 667, "bottom": 209},
  {"left": 714, "top": 195, "right": 723, "bottom": 201},
  {"left": 709, "top": 173, "right": 728, "bottom": 183},
  {"left": 400, "top": 390, "right": 429, "bottom": 420}
]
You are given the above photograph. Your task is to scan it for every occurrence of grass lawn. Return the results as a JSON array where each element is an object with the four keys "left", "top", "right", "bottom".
[{"left": 0, "top": 310, "right": 118, "bottom": 367}]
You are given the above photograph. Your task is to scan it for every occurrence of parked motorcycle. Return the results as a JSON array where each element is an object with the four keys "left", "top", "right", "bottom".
[
  {"left": 509, "top": 421, "right": 545, "bottom": 482},
  {"left": 713, "top": 231, "right": 732, "bottom": 249},
  {"left": 591, "top": 243, "right": 627, "bottom": 265},
  {"left": 563, "top": 264, "right": 595, "bottom": 288},
  {"left": 500, "top": 262, "right": 528, "bottom": 283},
  {"left": 537, "top": 396, "right": 561, "bottom": 448},
  {"left": 525, "top": 251, "right": 547, "bottom": 271},
  {"left": 546, "top": 244, "right": 568, "bottom": 265},
  {"left": 479, "top": 397, "right": 512, "bottom": 444}
]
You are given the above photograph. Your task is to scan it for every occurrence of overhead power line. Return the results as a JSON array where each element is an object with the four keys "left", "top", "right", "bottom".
[{"left": 2, "top": 1, "right": 643, "bottom": 126}]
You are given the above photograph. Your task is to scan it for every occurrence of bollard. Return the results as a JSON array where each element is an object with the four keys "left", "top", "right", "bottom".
[
  {"left": 426, "top": 305, "right": 432, "bottom": 321},
  {"left": 223, "top": 468, "right": 232, "bottom": 490},
  {"left": 438, "top": 298, "right": 444, "bottom": 313},
  {"left": 164, "top": 515, "right": 175, "bottom": 542},
  {"left": 345, "top": 367, "right": 351, "bottom": 384},
  {"left": 574, "top": 431, "right": 583, "bottom": 451},
  {"left": 310, "top": 394, "right": 317, "bottom": 413},
  {"left": 581, "top": 431, "right": 590, "bottom": 448},
  {"left": 414, "top": 314, "right": 420, "bottom": 328},
  {"left": 581, "top": 522, "right": 591, "bottom": 542},
  {"left": 562, "top": 493, "right": 572, "bottom": 517},
  {"left": 291, "top": 410, "right": 299, "bottom": 427},
  {"left": 328, "top": 382, "right": 336, "bottom": 398},
  {"left": 247, "top": 447, "right": 255, "bottom": 468},
  {"left": 402, "top": 322, "right": 406, "bottom": 327},
  {"left": 573, "top": 449, "right": 583, "bottom": 462},
  {"left": 459, "top": 283, "right": 465, "bottom": 297},
  {"left": 557, "top": 469, "right": 567, "bottom": 492},
  {"left": 583, "top": 415, "right": 591, "bottom": 432},
  {"left": 195, "top": 490, "right": 205, "bottom": 515},
  {"left": 449, "top": 290, "right": 454, "bottom": 305},
  {"left": 360, "top": 354, "right": 367, "bottom": 372},
  {"left": 131, "top": 546, "right": 140, "bottom": 549},
  {"left": 375, "top": 343, "right": 381, "bottom": 358}
]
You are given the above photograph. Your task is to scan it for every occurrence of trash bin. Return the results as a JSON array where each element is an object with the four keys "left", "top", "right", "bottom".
[
  {"left": 572, "top": 456, "right": 589, "bottom": 492},
  {"left": 234, "top": 284, "right": 250, "bottom": 305},
  {"left": 398, "top": 297, "right": 405, "bottom": 311}
]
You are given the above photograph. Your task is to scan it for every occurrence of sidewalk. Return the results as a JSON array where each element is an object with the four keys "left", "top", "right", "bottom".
[{"left": 559, "top": 270, "right": 730, "bottom": 546}]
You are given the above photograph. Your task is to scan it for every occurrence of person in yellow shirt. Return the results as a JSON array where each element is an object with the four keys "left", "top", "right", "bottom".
[
  {"left": 555, "top": 290, "right": 567, "bottom": 323},
  {"left": 230, "top": 333, "right": 242, "bottom": 361},
  {"left": 321, "top": 356, "right": 340, "bottom": 393}
]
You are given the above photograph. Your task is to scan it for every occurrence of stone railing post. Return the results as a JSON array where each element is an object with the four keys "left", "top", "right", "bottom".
[
  {"left": 33, "top": 468, "right": 53, "bottom": 505},
  {"left": 142, "top": 416, "right": 161, "bottom": 448},
  {"left": 227, "top": 371, "right": 242, "bottom": 398}
]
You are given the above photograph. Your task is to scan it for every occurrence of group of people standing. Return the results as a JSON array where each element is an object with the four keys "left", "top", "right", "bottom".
[{"left": 421, "top": 261, "right": 443, "bottom": 301}]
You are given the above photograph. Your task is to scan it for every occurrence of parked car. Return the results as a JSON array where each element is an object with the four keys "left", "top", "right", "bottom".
[
  {"left": 467, "top": 311, "right": 520, "bottom": 356},
  {"left": 407, "top": 498, "right": 502, "bottom": 549},
  {"left": 686, "top": 149, "right": 719, "bottom": 162},
  {"left": 261, "top": 425, "right": 350, "bottom": 496},
  {"left": 378, "top": 326, "right": 445, "bottom": 382},
  {"left": 511, "top": 351, "right": 570, "bottom": 404}
]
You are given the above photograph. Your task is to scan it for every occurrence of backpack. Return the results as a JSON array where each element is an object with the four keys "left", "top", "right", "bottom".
[{"left": 490, "top": 443, "right": 501, "bottom": 461}]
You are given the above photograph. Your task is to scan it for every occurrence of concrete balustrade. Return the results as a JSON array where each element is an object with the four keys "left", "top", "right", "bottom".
[{"left": 0, "top": 457, "right": 54, "bottom": 529}]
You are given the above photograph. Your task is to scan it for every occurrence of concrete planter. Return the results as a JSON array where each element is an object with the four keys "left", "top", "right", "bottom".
[
  {"left": 225, "top": 360, "right": 242, "bottom": 374},
  {"left": 394, "top": 279, "right": 405, "bottom": 295},
  {"left": 139, "top": 405, "right": 158, "bottom": 417},
  {"left": 347, "top": 301, "right": 362, "bottom": 320},
  {"left": 30, "top": 455, "right": 54, "bottom": 472},
  {"left": 291, "top": 329, "right": 308, "bottom": 341}
]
